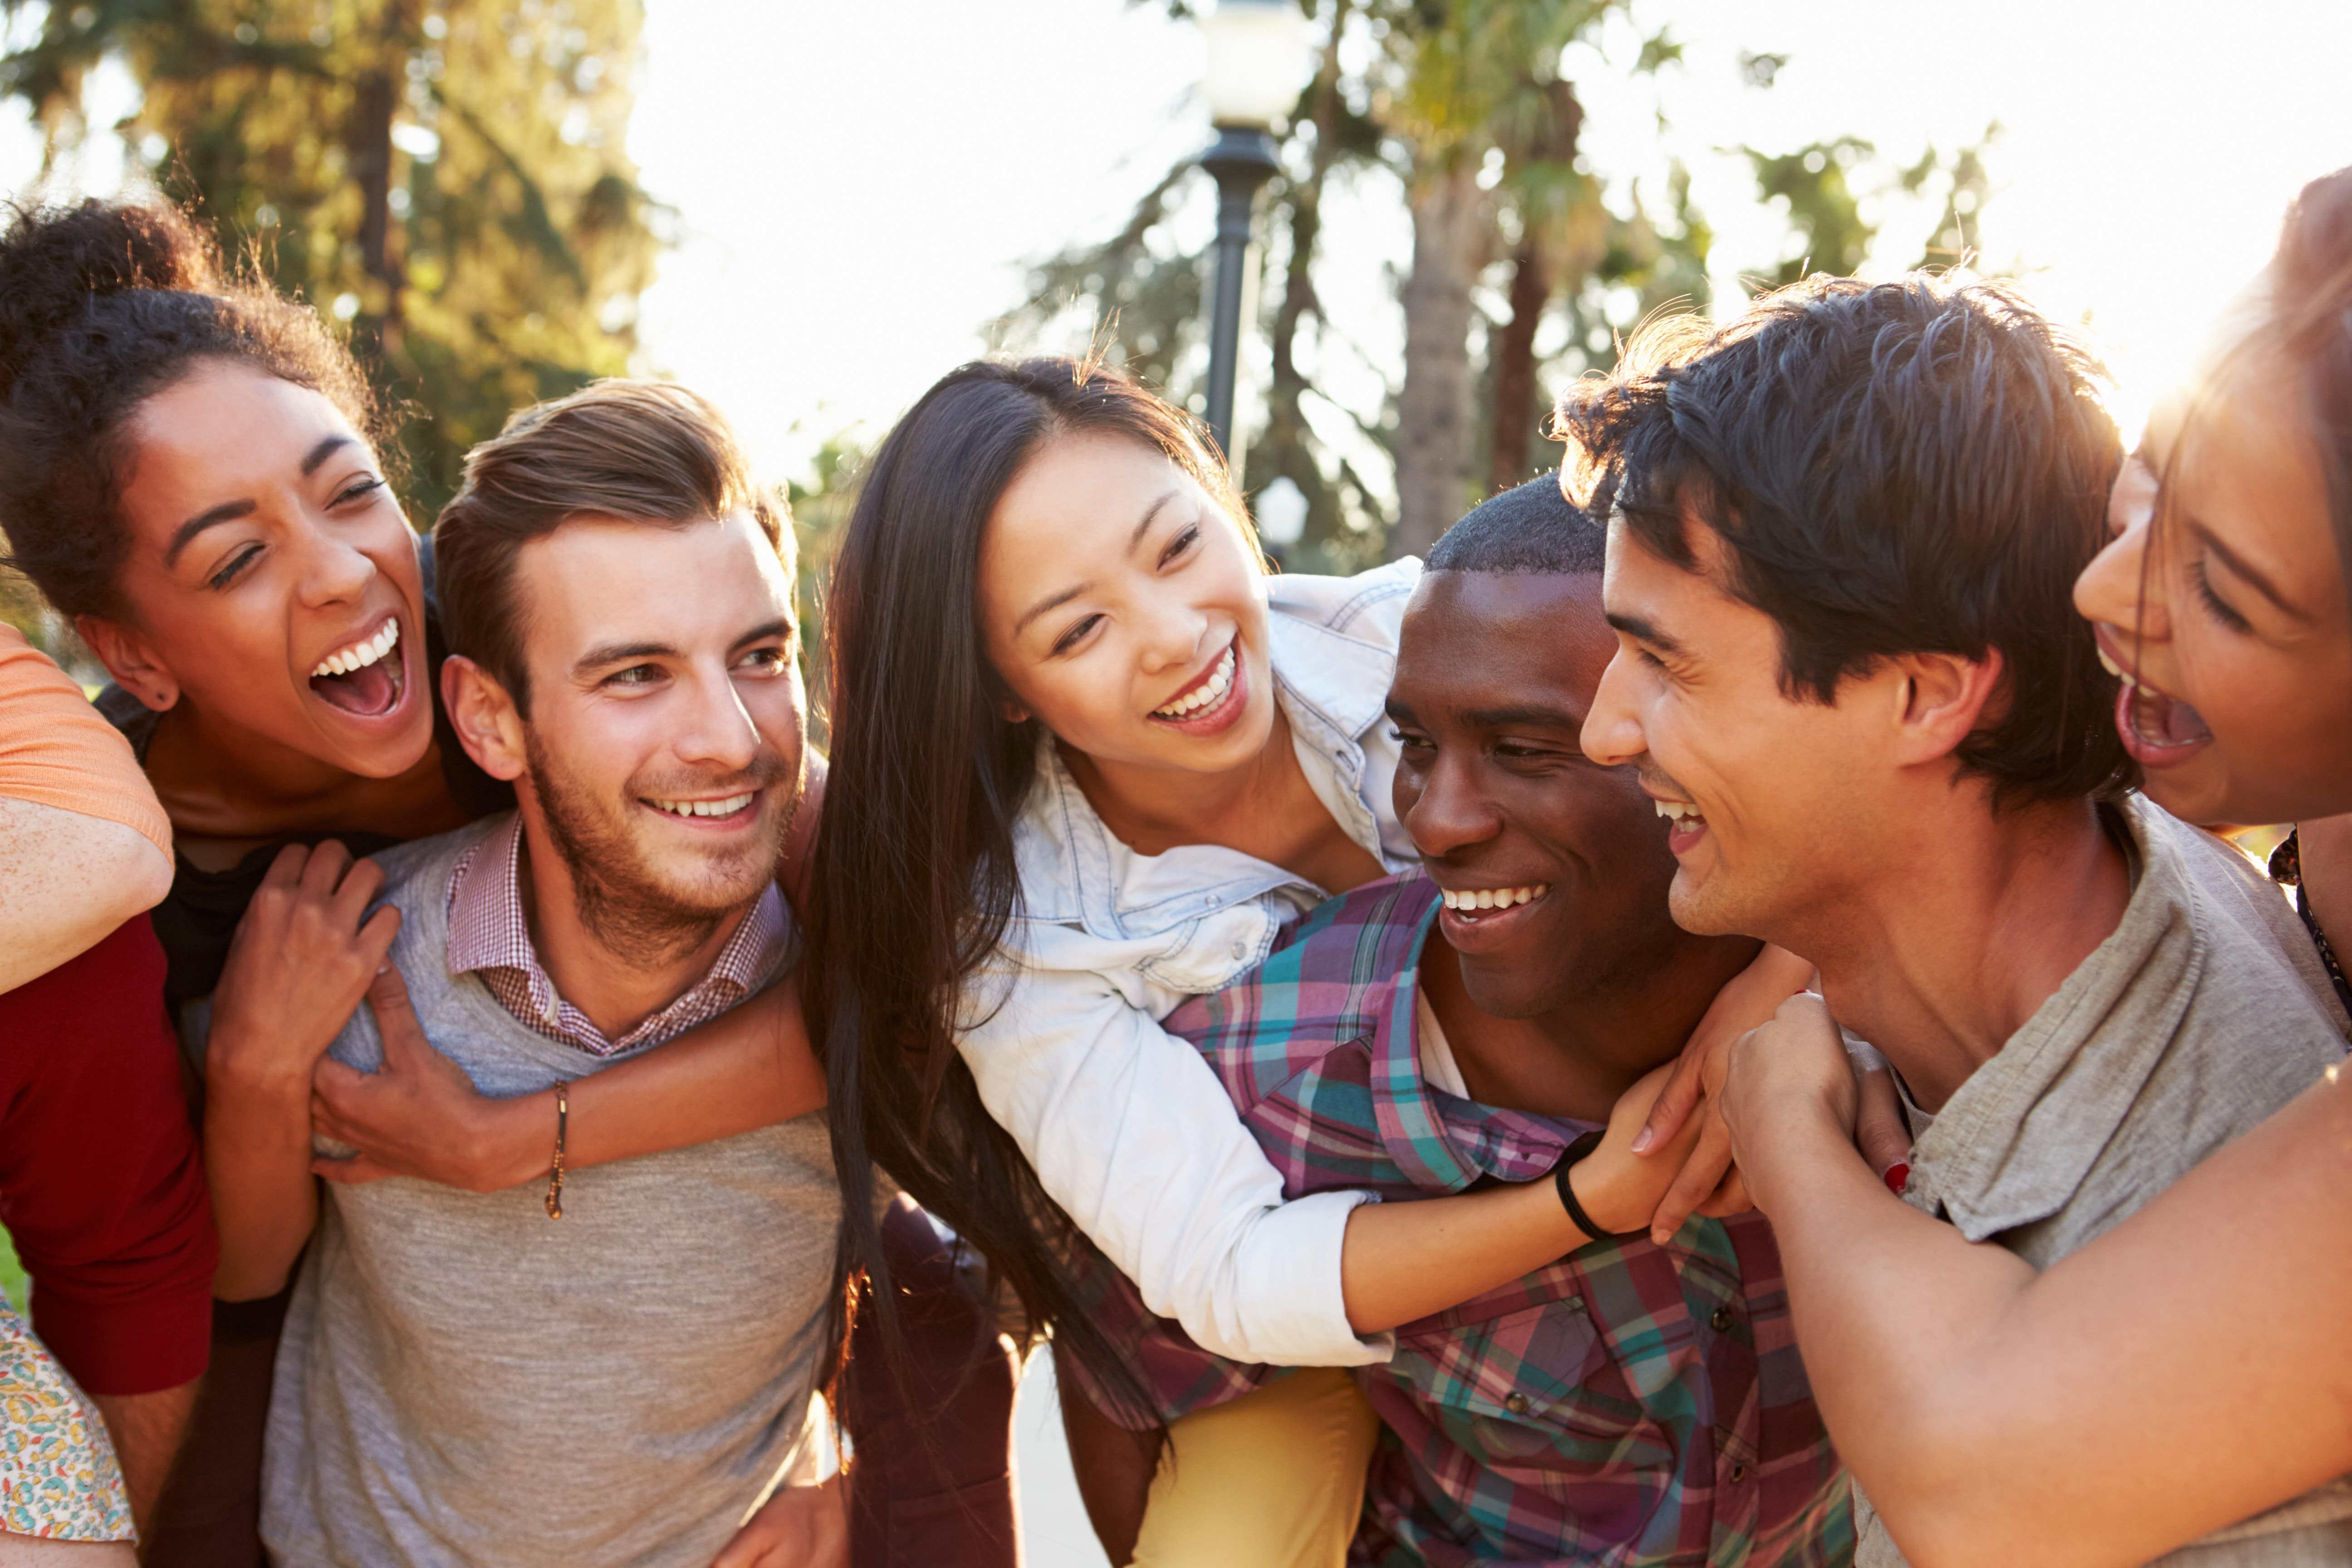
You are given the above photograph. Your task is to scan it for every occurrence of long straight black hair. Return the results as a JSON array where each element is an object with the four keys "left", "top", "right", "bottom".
[{"left": 808, "top": 356, "right": 1250, "bottom": 1416}]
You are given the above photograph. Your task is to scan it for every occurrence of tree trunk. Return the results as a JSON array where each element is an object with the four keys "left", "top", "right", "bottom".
[
  {"left": 350, "top": 1, "right": 413, "bottom": 354},
  {"left": 1391, "top": 160, "right": 1489, "bottom": 560},
  {"left": 1257, "top": 0, "right": 1353, "bottom": 525},
  {"left": 1487, "top": 241, "right": 1553, "bottom": 494}
]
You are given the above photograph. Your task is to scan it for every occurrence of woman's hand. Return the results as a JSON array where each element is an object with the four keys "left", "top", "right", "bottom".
[
  {"left": 207, "top": 841, "right": 399, "bottom": 1093},
  {"left": 709, "top": 1477, "right": 848, "bottom": 1568},
  {"left": 1629, "top": 943, "right": 1816, "bottom": 1240},
  {"left": 1563, "top": 1060, "right": 1707, "bottom": 1238},
  {"left": 1719, "top": 992, "right": 1863, "bottom": 1217},
  {"left": 204, "top": 840, "right": 397, "bottom": 1300},
  {"left": 311, "top": 966, "right": 537, "bottom": 1192}
]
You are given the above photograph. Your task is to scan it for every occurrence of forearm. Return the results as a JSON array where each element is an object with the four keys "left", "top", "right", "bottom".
[
  {"left": 1748, "top": 1074, "right": 2352, "bottom": 1568},
  {"left": 90, "top": 1379, "right": 198, "bottom": 1534},
  {"left": 202, "top": 1065, "right": 320, "bottom": 1301},
  {"left": 1340, "top": 1177, "right": 1597, "bottom": 1333},
  {"left": 0, "top": 798, "right": 172, "bottom": 990},
  {"left": 462, "top": 985, "right": 828, "bottom": 1191}
]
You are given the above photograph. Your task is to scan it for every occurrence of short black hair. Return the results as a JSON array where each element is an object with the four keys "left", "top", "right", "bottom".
[
  {"left": 1426, "top": 472, "right": 1604, "bottom": 574},
  {"left": 1555, "top": 274, "right": 2129, "bottom": 807}
]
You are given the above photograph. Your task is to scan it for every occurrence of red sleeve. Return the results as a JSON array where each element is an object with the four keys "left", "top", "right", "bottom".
[{"left": 0, "top": 916, "right": 216, "bottom": 1395}]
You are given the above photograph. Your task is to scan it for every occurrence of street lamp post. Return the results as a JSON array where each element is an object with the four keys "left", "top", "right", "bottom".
[{"left": 1197, "top": 0, "right": 1305, "bottom": 471}]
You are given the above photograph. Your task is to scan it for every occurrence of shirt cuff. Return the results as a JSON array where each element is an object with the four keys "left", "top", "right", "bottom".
[
  {"left": 1222, "top": 1188, "right": 1395, "bottom": 1367},
  {"left": 31, "top": 1282, "right": 212, "bottom": 1396}
]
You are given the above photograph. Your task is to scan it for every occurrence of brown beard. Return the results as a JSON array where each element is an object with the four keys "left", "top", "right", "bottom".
[{"left": 522, "top": 734, "right": 794, "bottom": 968}]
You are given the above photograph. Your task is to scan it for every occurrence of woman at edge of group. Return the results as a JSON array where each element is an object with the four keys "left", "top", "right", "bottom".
[
  {"left": 807, "top": 355, "right": 1806, "bottom": 1564},
  {"left": 0, "top": 196, "right": 1005, "bottom": 1565},
  {"left": 1671, "top": 166, "right": 2352, "bottom": 1568}
]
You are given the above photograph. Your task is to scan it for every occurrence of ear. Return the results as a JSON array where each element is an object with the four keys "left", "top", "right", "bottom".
[
  {"left": 1001, "top": 698, "right": 1031, "bottom": 725},
  {"left": 441, "top": 655, "right": 528, "bottom": 782},
  {"left": 1885, "top": 648, "right": 2005, "bottom": 769},
  {"left": 76, "top": 614, "right": 179, "bottom": 711}
]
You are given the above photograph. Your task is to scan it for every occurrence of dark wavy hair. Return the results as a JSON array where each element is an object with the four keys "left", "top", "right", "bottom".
[
  {"left": 1556, "top": 273, "right": 2129, "bottom": 808},
  {"left": 808, "top": 355, "right": 1244, "bottom": 1419},
  {"left": 0, "top": 196, "right": 381, "bottom": 621}
]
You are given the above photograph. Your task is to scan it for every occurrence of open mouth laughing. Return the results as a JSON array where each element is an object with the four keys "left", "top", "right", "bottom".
[
  {"left": 1148, "top": 639, "right": 1247, "bottom": 734},
  {"left": 2094, "top": 633, "right": 2214, "bottom": 767},
  {"left": 308, "top": 615, "right": 408, "bottom": 720},
  {"left": 1653, "top": 796, "right": 1709, "bottom": 853}
]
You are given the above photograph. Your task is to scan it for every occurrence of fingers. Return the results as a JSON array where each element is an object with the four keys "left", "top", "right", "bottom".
[
  {"left": 1854, "top": 1068, "right": 1914, "bottom": 1187},
  {"left": 328, "top": 850, "right": 387, "bottom": 926},
  {"left": 1632, "top": 1043, "right": 1707, "bottom": 1155},
  {"left": 1694, "top": 1166, "right": 1754, "bottom": 1220},
  {"left": 1648, "top": 1116, "right": 1735, "bottom": 1243},
  {"left": 298, "top": 837, "right": 354, "bottom": 900},
  {"left": 363, "top": 959, "right": 423, "bottom": 1060},
  {"left": 261, "top": 840, "right": 312, "bottom": 889},
  {"left": 312, "top": 1154, "right": 393, "bottom": 1185}
]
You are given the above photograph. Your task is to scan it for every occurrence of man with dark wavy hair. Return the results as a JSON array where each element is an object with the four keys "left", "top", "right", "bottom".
[{"left": 1573, "top": 275, "right": 2352, "bottom": 1567}]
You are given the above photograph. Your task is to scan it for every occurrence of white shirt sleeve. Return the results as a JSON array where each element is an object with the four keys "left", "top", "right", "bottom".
[{"left": 957, "top": 960, "right": 1394, "bottom": 1367}]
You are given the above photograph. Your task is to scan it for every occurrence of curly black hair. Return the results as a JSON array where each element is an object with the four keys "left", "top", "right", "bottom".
[{"left": 0, "top": 196, "right": 383, "bottom": 620}]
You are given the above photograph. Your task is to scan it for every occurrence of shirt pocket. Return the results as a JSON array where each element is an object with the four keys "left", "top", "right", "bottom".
[{"left": 1394, "top": 1297, "right": 1666, "bottom": 1477}]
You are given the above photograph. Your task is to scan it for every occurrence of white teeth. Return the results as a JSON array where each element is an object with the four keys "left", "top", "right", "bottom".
[
  {"left": 1653, "top": 799, "right": 1703, "bottom": 823},
  {"left": 650, "top": 792, "right": 756, "bottom": 819},
  {"left": 311, "top": 618, "right": 399, "bottom": 680},
  {"left": 1152, "top": 645, "right": 1238, "bottom": 719},
  {"left": 2096, "top": 647, "right": 2126, "bottom": 680},
  {"left": 1438, "top": 884, "right": 1548, "bottom": 912}
]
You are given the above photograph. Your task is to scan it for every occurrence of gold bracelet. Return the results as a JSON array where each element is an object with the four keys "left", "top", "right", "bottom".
[{"left": 544, "top": 1083, "right": 569, "bottom": 1220}]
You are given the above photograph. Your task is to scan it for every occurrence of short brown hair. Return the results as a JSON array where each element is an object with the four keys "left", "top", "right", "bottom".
[{"left": 433, "top": 378, "right": 789, "bottom": 713}]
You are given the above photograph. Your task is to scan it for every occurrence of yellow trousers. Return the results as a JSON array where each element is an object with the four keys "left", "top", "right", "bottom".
[{"left": 1129, "top": 1366, "right": 1382, "bottom": 1568}]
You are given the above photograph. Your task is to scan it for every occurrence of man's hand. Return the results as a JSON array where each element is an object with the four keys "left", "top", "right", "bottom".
[
  {"left": 1629, "top": 944, "right": 1815, "bottom": 1241},
  {"left": 710, "top": 1478, "right": 848, "bottom": 1568},
  {"left": 208, "top": 842, "right": 398, "bottom": 1092},
  {"left": 311, "top": 967, "right": 529, "bottom": 1192}
]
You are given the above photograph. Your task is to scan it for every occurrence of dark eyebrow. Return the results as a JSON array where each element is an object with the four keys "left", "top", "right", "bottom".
[
  {"left": 301, "top": 434, "right": 356, "bottom": 476},
  {"left": 2189, "top": 520, "right": 2304, "bottom": 620},
  {"left": 1604, "top": 610, "right": 1688, "bottom": 657},
  {"left": 1463, "top": 703, "right": 1587, "bottom": 730},
  {"left": 1127, "top": 489, "right": 1180, "bottom": 554},
  {"left": 1014, "top": 584, "right": 1088, "bottom": 637},
  {"left": 164, "top": 500, "right": 257, "bottom": 566},
  {"left": 732, "top": 617, "right": 794, "bottom": 651},
  {"left": 574, "top": 640, "right": 677, "bottom": 677}
]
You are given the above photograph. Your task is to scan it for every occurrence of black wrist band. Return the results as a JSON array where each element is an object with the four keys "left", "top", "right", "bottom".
[{"left": 1553, "top": 1129, "right": 1648, "bottom": 1244}]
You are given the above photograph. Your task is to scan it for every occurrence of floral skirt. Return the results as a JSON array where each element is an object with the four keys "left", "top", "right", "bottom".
[{"left": 0, "top": 1297, "right": 133, "bottom": 1542}]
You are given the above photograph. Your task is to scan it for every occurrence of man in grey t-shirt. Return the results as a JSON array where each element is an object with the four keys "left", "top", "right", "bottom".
[
  {"left": 210, "top": 382, "right": 844, "bottom": 1567},
  {"left": 1575, "top": 274, "right": 2352, "bottom": 1564}
]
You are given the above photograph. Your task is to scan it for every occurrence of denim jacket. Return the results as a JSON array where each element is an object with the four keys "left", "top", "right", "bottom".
[{"left": 956, "top": 558, "right": 1421, "bottom": 1365}]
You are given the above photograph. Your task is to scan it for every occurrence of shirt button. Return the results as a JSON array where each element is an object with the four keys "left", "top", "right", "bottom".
[
  {"left": 1231, "top": 939, "right": 1250, "bottom": 960},
  {"left": 1731, "top": 1463, "right": 1749, "bottom": 1484},
  {"left": 1503, "top": 1393, "right": 1530, "bottom": 1416},
  {"left": 1710, "top": 1306, "right": 1735, "bottom": 1333}
]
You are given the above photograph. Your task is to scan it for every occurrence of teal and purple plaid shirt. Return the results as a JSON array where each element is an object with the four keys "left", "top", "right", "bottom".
[{"left": 1072, "top": 872, "right": 1852, "bottom": 1567}]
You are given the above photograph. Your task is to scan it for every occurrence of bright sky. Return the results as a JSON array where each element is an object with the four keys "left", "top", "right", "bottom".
[
  {"left": 6, "top": 0, "right": 2350, "bottom": 483},
  {"left": 622, "top": 0, "right": 2352, "bottom": 481}
]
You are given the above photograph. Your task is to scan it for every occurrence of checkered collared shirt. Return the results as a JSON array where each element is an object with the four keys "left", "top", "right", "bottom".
[
  {"left": 1068, "top": 872, "right": 1852, "bottom": 1568},
  {"left": 445, "top": 813, "right": 789, "bottom": 1057}
]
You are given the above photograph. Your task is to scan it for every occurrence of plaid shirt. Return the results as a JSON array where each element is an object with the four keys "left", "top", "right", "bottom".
[
  {"left": 445, "top": 813, "right": 789, "bottom": 1057},
  {"left": 1073, "top": 872, "right": 1851, "bottom": 1568}
]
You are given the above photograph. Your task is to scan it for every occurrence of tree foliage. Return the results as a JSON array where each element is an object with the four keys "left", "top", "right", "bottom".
[{"left": 0, "top": 0, "right": 663, "bottom": 520}]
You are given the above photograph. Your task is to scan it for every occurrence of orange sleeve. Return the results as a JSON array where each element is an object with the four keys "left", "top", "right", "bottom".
[{"left": 0, "top": 625, "right": 172, "bottom": 860}]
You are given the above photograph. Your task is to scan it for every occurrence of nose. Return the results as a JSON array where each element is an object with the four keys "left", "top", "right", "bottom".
[
  {"left": 1581, "top": 647, "right": 1649, "bottom": 769},
  {"left": 2074, "top": 471, "right": 2168, "bottom": 645},
  {"left": 671, "top": 662, "right": 763, "bottom": 774},
  {"left": 1402, "top": 744, "right": 1502, "bottom": 861},
  {"left": 1133, "top": 593, "right": 1212, "bottom": 676},
  {"left": 293, "top": 515, "right": 377, "bottom": 610}
]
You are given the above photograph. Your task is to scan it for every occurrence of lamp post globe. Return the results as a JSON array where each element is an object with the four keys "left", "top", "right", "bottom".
[{"left": 1197, "top": 0, "right": 1304, "bottom": 472}]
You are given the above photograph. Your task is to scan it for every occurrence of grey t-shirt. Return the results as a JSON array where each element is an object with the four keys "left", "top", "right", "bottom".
[
  {"left": 1856, "top": 799, "right": 2352, "bottom": 1568},
  {"left": 261, "top": 819, "right": 843, "bottom": 1568}
]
